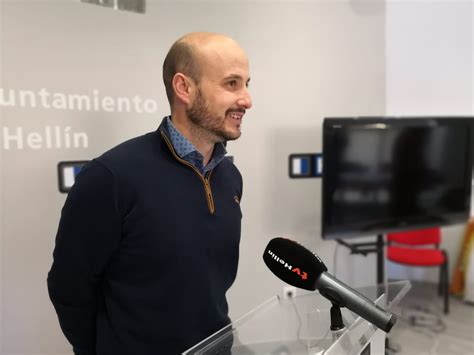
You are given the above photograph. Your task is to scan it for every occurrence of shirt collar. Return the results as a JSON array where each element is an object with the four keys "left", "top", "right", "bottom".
[
  {"left": 165, "top": 116, "right": 197, "bottom": 158},
  {"left": 164, "top": 116, "right": 228, "bottom": 173}
]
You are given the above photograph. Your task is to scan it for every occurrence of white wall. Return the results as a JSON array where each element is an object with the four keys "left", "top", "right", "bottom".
[
  {"left": 223, "top": 0, "right": 387, "bottom": 315},
  {"left": 385, "top": 0, "right": 473, "bottom": 282}
]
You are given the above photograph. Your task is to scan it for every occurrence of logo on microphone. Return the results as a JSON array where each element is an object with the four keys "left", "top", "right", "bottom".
[{"left": 267, "top": 250, "right": 308, "bottom": 280}]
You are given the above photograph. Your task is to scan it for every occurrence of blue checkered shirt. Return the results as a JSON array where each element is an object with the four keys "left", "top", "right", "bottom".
[{"left": 165, "top": 116, "right": 227, "bottom": 175}]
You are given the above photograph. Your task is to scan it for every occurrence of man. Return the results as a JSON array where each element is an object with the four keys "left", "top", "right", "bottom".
[{"left": 47, "top": 32, "right": 252, "bottom": 355}]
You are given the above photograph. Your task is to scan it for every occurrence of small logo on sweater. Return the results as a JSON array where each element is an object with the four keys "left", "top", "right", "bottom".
[{"left": 234, "top": 195, "right": 240, "bottom": 204}]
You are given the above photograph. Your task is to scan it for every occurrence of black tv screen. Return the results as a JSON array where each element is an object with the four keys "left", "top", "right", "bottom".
[{"left": 322, "top": 117, "right": 473, "bottom": 239}]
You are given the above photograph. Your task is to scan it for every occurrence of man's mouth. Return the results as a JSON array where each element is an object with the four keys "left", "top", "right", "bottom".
[{"left": 227, "top": 109, "right": 245, "bottom": 120}]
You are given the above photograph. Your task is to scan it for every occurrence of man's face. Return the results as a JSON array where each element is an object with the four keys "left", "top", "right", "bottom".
[{"left": 186, "top": 41, "right": 252, "bottom": 143}]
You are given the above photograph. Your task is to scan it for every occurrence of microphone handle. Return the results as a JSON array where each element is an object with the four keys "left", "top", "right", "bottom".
[{"left": 315, "top": 272, "right": 396, "bottom": 332}]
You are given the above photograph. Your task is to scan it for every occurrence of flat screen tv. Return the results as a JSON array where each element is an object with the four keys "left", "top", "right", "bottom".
[{"left": 322, "top": 117, "right": 473, "bottom": 239}]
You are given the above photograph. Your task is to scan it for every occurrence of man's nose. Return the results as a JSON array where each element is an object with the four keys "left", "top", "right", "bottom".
[{"left": 237, "top": 88, "right": 252, "bottom": 109}]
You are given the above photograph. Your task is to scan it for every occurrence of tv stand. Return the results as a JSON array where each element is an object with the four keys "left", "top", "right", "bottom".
[{"left": 336, "top": 234, "right": 385, "bottom": 284}]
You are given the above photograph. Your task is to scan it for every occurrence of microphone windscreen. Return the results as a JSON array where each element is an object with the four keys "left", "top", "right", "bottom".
[{"left": 263, "top": 237, "right": 327, "bottom": 291}]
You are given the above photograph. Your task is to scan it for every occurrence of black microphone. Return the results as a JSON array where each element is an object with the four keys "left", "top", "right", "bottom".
[{"left": 263, "top": 237, "right": 397, "bottom": 333}]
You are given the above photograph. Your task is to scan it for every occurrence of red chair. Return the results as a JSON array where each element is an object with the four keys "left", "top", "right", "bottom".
[{"left": 386, "top": 227, "right": 449, "bottom": 314}]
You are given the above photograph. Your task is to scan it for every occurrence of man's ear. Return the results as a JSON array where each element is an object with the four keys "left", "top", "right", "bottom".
[{"left": 172, "top": 73, "right": 194, "bottom": 105}]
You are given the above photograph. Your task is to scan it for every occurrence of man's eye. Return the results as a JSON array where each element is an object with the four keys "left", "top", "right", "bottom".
[{"left": 228, "top": 80, "right": 237, "bottom": 87}]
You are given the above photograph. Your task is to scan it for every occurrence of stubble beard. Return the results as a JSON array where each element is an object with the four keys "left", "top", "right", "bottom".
[{"left": 186, "top": 88, "right": 241, "bottom": 143}]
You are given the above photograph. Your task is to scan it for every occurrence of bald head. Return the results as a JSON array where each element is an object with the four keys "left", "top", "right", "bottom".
[{"left": 162, "top": 32, "right": 247, "bottom": 106}]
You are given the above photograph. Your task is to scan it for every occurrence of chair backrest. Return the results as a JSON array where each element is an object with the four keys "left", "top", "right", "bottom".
[{"left": 387, "top": 227, "right": 441, "bottom": 246}]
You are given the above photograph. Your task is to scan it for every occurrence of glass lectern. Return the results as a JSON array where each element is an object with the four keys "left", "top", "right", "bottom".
[{"left": 184, "top": 281, "right": 411, "bottom": 355}]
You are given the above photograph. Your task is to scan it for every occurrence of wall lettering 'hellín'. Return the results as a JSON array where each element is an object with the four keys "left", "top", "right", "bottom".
[{"left": 2, "top": 126, "right": 88, "bottom": 150}]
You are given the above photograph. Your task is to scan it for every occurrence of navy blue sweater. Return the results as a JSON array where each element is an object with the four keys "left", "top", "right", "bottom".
[{"left": 47, "top": 120, "right": 243, "bottom": 354}]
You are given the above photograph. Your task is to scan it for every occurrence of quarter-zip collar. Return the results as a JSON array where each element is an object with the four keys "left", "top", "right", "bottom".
[
  {"left": 163, "top": 116, "right": 227, "bottom": 175},
  {"left": 158, "top": 118, "right": 217, "bottom": 214}
]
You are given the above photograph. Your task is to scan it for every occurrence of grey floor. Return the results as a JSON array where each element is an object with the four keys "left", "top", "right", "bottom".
[{"left": 388, "top": 281, "right": 474, "bottom": 355}]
